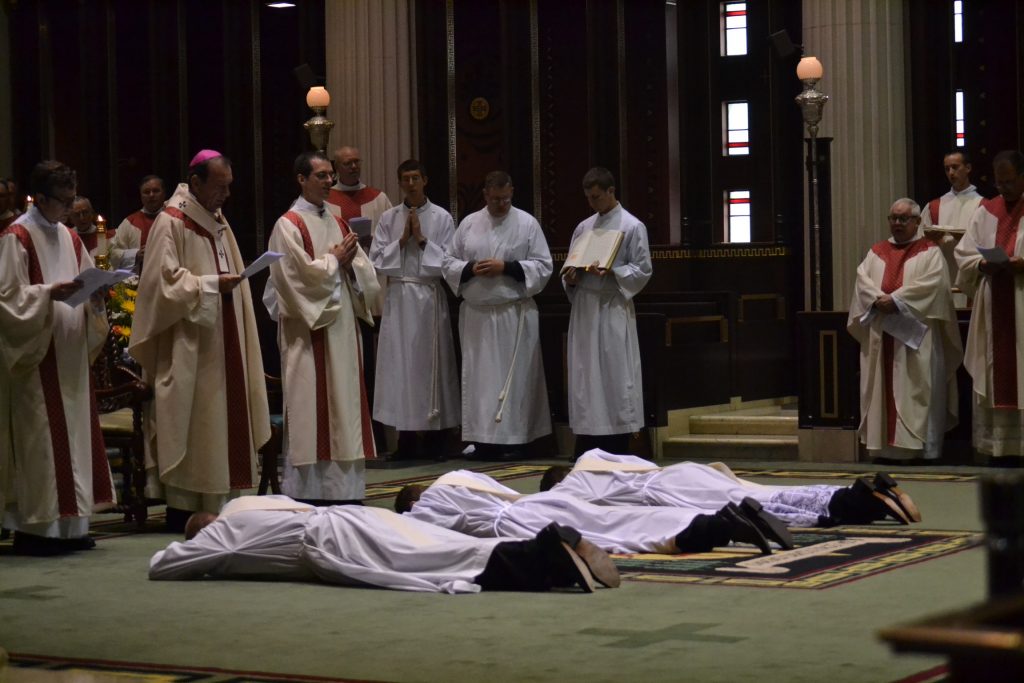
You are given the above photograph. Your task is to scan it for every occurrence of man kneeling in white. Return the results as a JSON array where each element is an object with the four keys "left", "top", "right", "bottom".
[{"left": 149, "top": 495, "right": 618, "bottom": 594}]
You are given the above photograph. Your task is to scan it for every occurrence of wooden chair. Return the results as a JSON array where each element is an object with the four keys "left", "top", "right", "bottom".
[
  {"left": 91, "top": 331, "right": 152, "bottom": 527},
  {"left": 258, "top": 374, "right": 284, "bottom": 495}
]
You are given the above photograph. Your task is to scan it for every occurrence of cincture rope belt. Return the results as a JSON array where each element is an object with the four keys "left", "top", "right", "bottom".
[
  {"left": 495, "top": 300, "right": 527, "bottom": 423},
  {"left": 390, "top": 276, "right": 441, "bottom": 421}
]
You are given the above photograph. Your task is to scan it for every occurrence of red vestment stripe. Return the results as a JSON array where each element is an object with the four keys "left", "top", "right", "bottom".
[
  {"left": 986, "top": 197, "right": 1024, "bottom": 408},
  {"left": 928, "top": 199, "right": 941, "bottom": 225},
  {"left": 327, "top": 187, "right": 381, "bottom": 221},
  {"left": 126, "top": 211, "right": 157, "bottom": 247},
  {"left": 5, "top": 225, "right": 81, "bottom": 516},
  {"left": 165, "top": 206, "right": 253, "bottom": 487},
  {"left": 871, "top": 238, "right": 934, "bottom": 446}
]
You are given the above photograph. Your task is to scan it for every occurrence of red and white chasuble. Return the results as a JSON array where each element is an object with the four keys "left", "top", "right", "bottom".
[
  {"left": 0, "top": 206, "right": 114, "bottom": 537},
  {"left": 326, "top": 183, "right": 392, "bottom": 315},
  {"left": 955, "top": 196, "right": 1024, "bottom": 456},
  {"left": 848, "top": 236, "right": 962, "bottom": 458},
  {"left": 110, "top": 209, "right": 158, "bottom": 269},
  {"left": 267, "top": 200, "right": 380, "bottom": 500},
  {"left": 129, "top": 184, "right": 270, "bottom": 511}
]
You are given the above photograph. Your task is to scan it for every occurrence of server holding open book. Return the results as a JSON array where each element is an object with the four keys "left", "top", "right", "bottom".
[{"left": 562, "top": 167, "right": 653, "bottom": 457}]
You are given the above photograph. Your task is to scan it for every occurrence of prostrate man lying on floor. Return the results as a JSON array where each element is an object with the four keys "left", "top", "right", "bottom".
[
  {"left": 540, "top": 449, "right": 920, "bottom": 526},
  {"left": 395, "top": 470, "right": 794, "bottom": 556},
  {"left": 149, "top": 495, "right": 618, "bottom": 594}
]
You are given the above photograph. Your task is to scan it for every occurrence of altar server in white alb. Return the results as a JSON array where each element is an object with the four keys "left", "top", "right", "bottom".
[
  {"left": 268, "top": 151, "right": 380, "bottom": 502},
  {"left": 0, "top": 160, "right": 115, "bottom": 554},
  {"left": 442, "top": 171, "right": 553, "bottom": 457},
  {"left": 397, "top": 470, "right": 793, "bottom": 555},
  {"left": 562, "top": 167, "right": 652, "bottom": 456},
  {"left": 150, "top": 494, "right": 620, "bottom": 594},
  {"left": 541, "top": 449, "right": 922, "bottom": 527},
  {"left": 920, "top": 151, "right": 983, "bottom": 307},
  {"left": 954, "top": 150, "right": 1024, "bottom": 461},
  {"left": 369, "top": 160, "right": 459, "bottom": 459},
  {"left": 848, "top": 198, "right": 962, "bottom": 462},
  {"left": 130, "top": 151, "right": 270, "bottom": 531}
]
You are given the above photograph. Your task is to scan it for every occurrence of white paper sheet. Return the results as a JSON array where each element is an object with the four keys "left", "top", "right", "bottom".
[
  {"left": 240, "top": 251, "right": 284, "bottom": 279},
  {"left": 880, "top": 311, "right": 929, "bottom": 350},
  {"left": 65, "top": 268, "right": 134, "bottom": 308}
]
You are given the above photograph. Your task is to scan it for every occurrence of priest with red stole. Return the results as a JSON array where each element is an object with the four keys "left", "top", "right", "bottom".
[
  {"left": 129, "top": 150, "right": 270, "bottom": 532},
  {"left": 267, "top": 151, "right": 380, "bottom": 503},
  {"left": 848, "top": 198, "right": 962, "bottom": 462},
  {"left": 955, "top": 149, "right": 1024, "bottom": 462},
  {"left": 326, "top": 145, "right": 393, "bottom": 242},
  {"left": 0, "top": 160, "right": 114, "bottom": 554},
  {"left": 110, "top": 175, "right": 166, "bottom": 270}
]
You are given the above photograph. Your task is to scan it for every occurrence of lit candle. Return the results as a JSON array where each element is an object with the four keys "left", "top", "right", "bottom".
[
  {"left": 306, "top": 86, "right": 330, "bottom": 109},
  {"left": 796, "top": 56, "right": 824, "bottom": 81}
]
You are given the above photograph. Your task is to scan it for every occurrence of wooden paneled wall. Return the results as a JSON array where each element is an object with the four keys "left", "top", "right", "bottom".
[{"left": 7, "top": 0, "right": 326, "bottom": 258}]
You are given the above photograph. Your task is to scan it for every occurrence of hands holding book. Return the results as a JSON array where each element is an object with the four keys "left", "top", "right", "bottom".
[{"left": 563, "top": 261, "right": 607, "bottom": 286}]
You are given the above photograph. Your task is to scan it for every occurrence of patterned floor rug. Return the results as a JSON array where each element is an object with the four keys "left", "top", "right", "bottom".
[{"left": 612, "top": 526, "right": 982, "bottom": 590}]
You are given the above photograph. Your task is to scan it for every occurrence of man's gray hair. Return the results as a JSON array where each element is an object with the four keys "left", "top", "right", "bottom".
[{"left": 890, "top": 198, "right": 921, "bottom": 216}]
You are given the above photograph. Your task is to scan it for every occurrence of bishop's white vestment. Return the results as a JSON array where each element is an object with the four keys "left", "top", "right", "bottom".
[
  {"left": 268, "top": 198, "right": 380, "bottom": 500},
  {"left": 0, "top": 206, "right": 115, "bottom": 537},
  {"left": 562, "top": 204, "right": 652, "bottom": 435},
  {"left": 129, "top": 184, "right": 270, "bottom": 512},
  {"left": 369, "top": 200, "right": 460, "bottom": 430},
  {"left": 955, "top": 196, "right": 1024, "bottom": 457},
  {"left": 848, "top": 236, "right": 962, "bottom": 459},
  {"left": 442, "top": 207, "right": 553, "bottom": 444}
]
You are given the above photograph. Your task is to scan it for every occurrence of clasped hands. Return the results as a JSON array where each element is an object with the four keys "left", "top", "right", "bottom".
[
  {"left": 873, "top": 293, "right": 898, "bottom": 314},
  {"left": 563, "top": 261, "right": 607, "bottom": 286},
  {"left": 399, "top": 211, "right": 426, "bottom": 250},
  {"left": 329, "top": 232, "right": 360, "bottom": 270}
]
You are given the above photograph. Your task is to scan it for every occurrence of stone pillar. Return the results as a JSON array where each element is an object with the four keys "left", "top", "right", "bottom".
[
  {"left": 802, "top": 0, "right": 909, "bottom": 309},
  {"left": 325, "top": 0, "right": 416, "bottom": 202}
]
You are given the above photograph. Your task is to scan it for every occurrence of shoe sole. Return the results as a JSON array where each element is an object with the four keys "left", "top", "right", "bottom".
[
  {"left": 724, "top": 504, "right": 772, "bottom": 555},
  {"left": 874, "top": 473, "right": 922, "bottom": 523},
  {"left": 573, "top": 538, "right": 621, "bottom": 588},
  {"left": 739, "top": 498, "right": 795, "bottom": 550},
  {"left": 559, "top": 541, "right": 597, "bottom": 593}
]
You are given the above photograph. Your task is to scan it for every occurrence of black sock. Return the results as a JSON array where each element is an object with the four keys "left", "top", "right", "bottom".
[{"left": 675, "top": 513, "right": 732, "bottom": 553}]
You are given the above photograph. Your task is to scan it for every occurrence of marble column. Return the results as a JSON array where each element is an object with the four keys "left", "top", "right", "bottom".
[
  {"left": 325, "top": 0, "right": 416, "bottom": 203},
  {"left": 802, "top": 0, "right": 909, "bottom": 310}
]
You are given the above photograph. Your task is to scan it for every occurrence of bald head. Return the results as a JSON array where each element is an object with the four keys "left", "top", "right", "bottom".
[{"left": 333, "top": 146, "right": 362, "bottom": 186}]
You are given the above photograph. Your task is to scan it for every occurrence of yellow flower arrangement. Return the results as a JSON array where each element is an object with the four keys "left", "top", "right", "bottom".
[{"left": 107, "top": 276, "right": 139, "bottom": 348}]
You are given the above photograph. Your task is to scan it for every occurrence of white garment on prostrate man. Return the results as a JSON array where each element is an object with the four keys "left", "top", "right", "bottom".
[
  {"left": 109, "top": 175, "right": 167, "bottom": 270},
  {"left": 848, "top": 198, "right": 962, "bottom": 462},
  {"left": 129, "top": 151, "right": 270, "bottom": 530},
  {"left": 369, "top": 160, "right": 460, "bottom": 458},
  {"left": 954, "top": 149, "right": 1024, "bottom": 460},
  {"left": 543, "top": 449, "right": 922, "bottom": 526},
  {"left": 0, "top": 160, "right": 114, "bottom": 554},
  {"left": 149, "top": 494, "right": 620, "bottom": 594},
  {"left": 441, "top": 171, "right": 553, "bottom": 456},
  {"left": 397, "top": 469, "right": 793, "bottom": 555},
  {"left": 267, "top": 151, "right": 380, "bottom": 501},
  {"left": 562, "top": 167, "right": 652, "bottom": 456}
]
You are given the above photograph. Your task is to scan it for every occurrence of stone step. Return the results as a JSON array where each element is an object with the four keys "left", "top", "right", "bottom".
[
  {"left": 688, "top": 414, "right": 798, "bottom": 436},
  {"left": 661, "top": 434, "right": 799, "bottom": 461}
]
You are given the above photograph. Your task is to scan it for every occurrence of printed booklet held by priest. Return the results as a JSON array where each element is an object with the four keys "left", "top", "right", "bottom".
[{"left": 561, "top": 229, "right": 624, "bottom": 274}]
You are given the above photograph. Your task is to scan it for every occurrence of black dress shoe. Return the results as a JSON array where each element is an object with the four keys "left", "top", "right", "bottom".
[
  {"left": 851, "top": 477, "right": 910, "bottom": 524},
  {"left": 62, "top": 535, "right": 96, "bottom": 551},
  {"left": 873, "top": 473, "right": 922, "bottom": 523},
  {"left": 12, "top": 532, "right": 73, "bottom": 556},
  {"left": 738, "top": 498, "right": 795, "bottom": 550},
  {"left": 572, "top": 538, "right": 621, "bottom": 588},
  {"left": 720, "top": 504, "right": 772, "bottom": 555}
]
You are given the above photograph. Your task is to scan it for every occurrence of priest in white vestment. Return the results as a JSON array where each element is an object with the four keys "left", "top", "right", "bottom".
[
  {"left": 562, "top": 168, "right": 652, "bottom": 456},
  {"left": 110, "top": 175, "right": 166, "bottom": 270},
  {"left": 267, "top": 151, "right": 380, "bottom": 502},
  {"left": 848, "top": 198, "right": 962, "bottom": 462},
  {"left": 398, "top": 469, "right": 791, "bottom": 555},
  {"left": 150, "top": 494, "right": 618, "bottom": 594},
  {"left": 954, "top": 150, "right": 1024, "bottom": 460},
  {"left": 68, "top": 196, "right": 114, "bottom": 261},
  {"left": 326, "top": 146, "right": 393, "bottom": 237},
  {"left": 441, "top": 172, "right": 553, "bottom": 455},
  {"left": 0, "top": 160, "right": 114, "bottom": 552},
  {"left": 369, "top": 160, "right": 460, "bottom": 459},
  {"left": 920, "top": 151, "right": 983, "bottom": 307},
  {"left": 129, "top": 151, "right": 270, "bottom": 529},
  {"left": 545, "top": 449, "right": 921, "bottom": 527}
]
